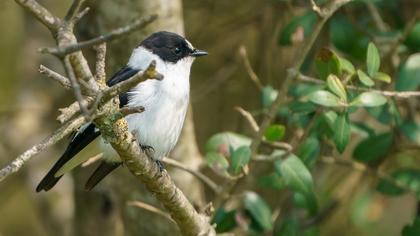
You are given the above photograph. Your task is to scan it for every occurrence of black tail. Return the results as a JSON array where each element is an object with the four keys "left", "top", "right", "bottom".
[
  {"left": 85, "top": 161, "right": 121, "bottom": 191},
  {"left": 36, "top": 124, "right": 101, "bottom": 192}
]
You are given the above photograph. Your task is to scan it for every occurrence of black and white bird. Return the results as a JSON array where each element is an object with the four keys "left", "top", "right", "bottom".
[{"left": 36, "top": 31, "right": 207, "bottom": 192}]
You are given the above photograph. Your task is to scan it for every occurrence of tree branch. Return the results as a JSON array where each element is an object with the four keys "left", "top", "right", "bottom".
[
  {"left": 15, "top": 0, "right": 61, "bottom": 34},
  {"left": 297, "top": 73, "right": 420, "bottom": 98},
  {"left": 40, "top": 15, "right": 158, "bottom": 56},
  {"left": 39, "top": 65, "right": 71, "bottom": 89},
  {"left": 0, "top": 115, "right": 86, "bottom": 182}
]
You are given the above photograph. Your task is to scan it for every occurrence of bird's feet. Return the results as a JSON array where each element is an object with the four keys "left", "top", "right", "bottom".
[
  {"left": 155, "top": 160, "right": 165, "bottom": 172},
  {"left": 140, "top": 145, "right": 165, "bottom": 172}
]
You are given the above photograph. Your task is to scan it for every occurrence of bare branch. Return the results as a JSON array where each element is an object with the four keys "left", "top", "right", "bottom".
[
  {"left": 127, "top": 201, "right": 176, "bottom": 224},
  {"left": 120, "top": 106, "right": 145, "bottom": 116},
  {"left": 162, "top": 158, "right": 221, "bottom": 194},
  {"left": 15, "top": 0, "right": 61, "bottom": 33},
  {"left": 40, "top": 15, "right": 158, "bottom": 56},
  {"left": 73, "top": 7, "right": 90, "bottom": 24},
  {"left": 297, "top": 73, "right": 420, "bottom": 98},
  {"left": 235, "top": 106, "right": 259, "bottom": 133},
  {"left": 239, "top": 46, "right": 263, "bottom": 91},
  {"left": 310, "top": 0, "right": 323, "bottom": 17},
  {"left": 64, "top": 57, "right": 90, "bottom": 117},
  {"left": 57, "top": 97, "right": 93, "bottom": 123},
  {"left": 65, "top": 0, "right": 86, "bottom": 23},
  {"left": 39, "top": 65, "right": 71, "bottom": 89},
  {"left": 0, "top": 116, "right": 86, "bottom": 182}
]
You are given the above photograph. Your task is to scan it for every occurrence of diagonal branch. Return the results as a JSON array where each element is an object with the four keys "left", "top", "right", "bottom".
[
  {"left": 39, "top": 65, "right": 71, "bottom": 89},
  {"left": 15, "top": 0, "right": 61, "bottom": 34},
  {"left": 40, "top": 15, "right": 158, "bottom": 56},
  {"left": 0, "top": 115, "right": 86, "bottom": 182}
]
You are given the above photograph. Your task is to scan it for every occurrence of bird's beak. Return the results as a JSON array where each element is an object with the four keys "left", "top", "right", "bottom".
[{"left": 191, "top": 49, "right": 208, "bottom": 57}]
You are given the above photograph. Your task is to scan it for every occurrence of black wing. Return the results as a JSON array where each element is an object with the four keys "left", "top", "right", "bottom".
[{"left": 36, "top": 66, "right": 140, "bottom": 192}]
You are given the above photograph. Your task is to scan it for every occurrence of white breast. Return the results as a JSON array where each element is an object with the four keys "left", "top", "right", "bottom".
[{"left": 101, "top": 47, "right": 193, "bottom": 162}]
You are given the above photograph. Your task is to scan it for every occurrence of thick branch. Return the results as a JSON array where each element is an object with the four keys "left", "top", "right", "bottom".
[
  {"left": 0, "top": 116, "right": 86, "bottom": 182},
  {"left": 15, "top": 0, "right": 61, "bottom": 33},
  {"left": 41, "top": 15, "right": 158, "bottom": 56}
]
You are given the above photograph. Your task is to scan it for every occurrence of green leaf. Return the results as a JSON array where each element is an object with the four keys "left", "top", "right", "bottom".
[
  {"left": 206, "top": 152, "right": 229, "bottom": 176},
  {"left": 279, "top": 154, "right": 318, "bottom": 215},
  {"left": 308, "top": 90, "right": 343, "bottom": 107},
  {"left": 262, "top": 85, "right": 278, "bottom": 108},
  {"left": 264, "top": 124, "right": 286, "bottom": 141},
  {"left": 350, "top": 92, "right": 387, "bottom": 107},
  {"left": 315, "top": 48, "right": 341, "bottom": 80},
  {"left": 353, "top": 132, "right": 393, "bottom": 163},
  {"left": 396, "top": 54, "right": 420, "bottom": 91},
  {"left": 326, "top": 74, "right": 347, "bottom": 101},
  {"left": 373, "top": 72, "right": 391, "bottom": 83},
  {"left": 258, "top": 173, "right": 286, "bottom": 190},
  {"left": 229, "top": 146, "right": 251, "bottom": 175},
  {"left": 297, "top": 137, "right": 320, "bottom": 169},
  {"left": 400, "top": 121, "right": 420, "bottom": 145},
  {"left": 402, "top": 217, "right": 420, "bottom": 236},
  {"left": 243, "top": 192, "right": 273, "bottom": 231},
  {"left": 275, "top": 217, "right": 299, "bottom": 236},
  {"left": 205, "top": 132, "right": 251, "bottom": 154},
  {"left": 405, "top": 21, "right": 420, "bottom": 51},
  {"left": 377, "top": 169, "right": 420, "bottom": 199},
  {"left": 212, "top": 207, "right": 237, "bottom": 233},
  {"left": 279, "top": 11, "right": 317, "bottom": 45},
  {"left": 339, "top": 57, "right": 356, "bottom": 75},
  {"left": 333, "top": 112, "right": 350, "bottom": 153},
  {"left": 367, "top": 42, "right": 380, "bottom": 77},
  {"left": 357, "top": 69, "right": 374, "bottom": 87}
]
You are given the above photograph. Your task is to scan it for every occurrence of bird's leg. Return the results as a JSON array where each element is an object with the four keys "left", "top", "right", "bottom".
[{"left": 139, "top": 144, "right": 165, "bottom": 172}]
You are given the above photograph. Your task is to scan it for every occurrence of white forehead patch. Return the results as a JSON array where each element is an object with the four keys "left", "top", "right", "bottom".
[{"left": 185, "top": 39, "right": 194, "bottom": 51}]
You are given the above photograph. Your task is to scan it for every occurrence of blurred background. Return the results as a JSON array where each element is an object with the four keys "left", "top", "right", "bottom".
[{"left": 1, "top": 0, "right": 420, "bottom": 235}]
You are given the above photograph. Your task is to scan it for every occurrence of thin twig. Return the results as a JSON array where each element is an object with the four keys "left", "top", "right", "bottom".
[
  {"left": 81, "top": 153, "right": 103, "bottom": 167},
  {"left": 310, "top": 0, "right": 323, "bottom": 17},
  {"left": 0, "top": 115, "right": 86, "bottom": 182},
  {"left": 40, "top": 15, "right": 158, "bottom": 56},
  {"left": 127, "top": 201, "right": 176, "bottom": 224},
  {"left": 235, "top": 106, "right": 259, "bottom": 132},
  {"left": 297, "top": 73, "right": 420, "bottom": 98},
  {"left": 73, "top": 7, "right": 90, "bottom": 23},
  {"left": 39, "top": 65, "right": 71, "bottom": 89},
  {"left": 64, "top": 57, "right": 90, "bottom": 117},
  {"left": 65, "top": 0, "right": 86, "bottom": 23},
  {"left": 366, "top": 1, "right": 388, "bottom": 32},
  {"left": 120, "top": 106, "right": 145, "bottom": 116},
  {"left": 162, "top": 158, "right": 221, "bottom": 194},
  {"left": 238, "top": 46, "right": 263, "bottom": 91}
]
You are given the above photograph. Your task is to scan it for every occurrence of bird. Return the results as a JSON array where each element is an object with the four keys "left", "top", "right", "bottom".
[{"left": 36, "top": 31, "right": 208, "bottom": 192}]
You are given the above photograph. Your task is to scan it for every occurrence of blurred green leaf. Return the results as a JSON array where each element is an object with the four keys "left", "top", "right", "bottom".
[
  {"left": 400, "top": 121, "right": 420, "bottom": 145},
  {"left": 244, "top": 192, "right": 273, "bottom": 231},
  {"left": 315, "top": 48, "right": 341, "bottom": 80},
  {"left": 373, "top": 72, "right": 391, "bottom": 83},
  {"left": 262, "top": 85, "right": 278, "bottom": 108},
  {"left": 350, "top": 92, "right": 387, "bottom": 107},
  {"left": 229, "top": 146, "right": 251, "bottom": 175},
  {"left": 212, "top": 207, "right": 237, "bottom": 233},
  {"left": 357, "top": 69, "right": 374, "bottom": 87},
  {"left": 367, "top": 42, "right": 380, "bottom": 77},
  {"left": 205, "top": 132, "right": 251, "bottom": 154},
  {"left": 264, "top": 124, "right": 286, "bottom": 141},
  {"left": 334, "top": 112, "right": 350, "bottom": 153},
  {"left": 396, "top": 53, "right": 420, "bottom": 91},
  {"left": 308, "top": 90, "right": 343, "bottom": 107},
  {"left": 258, "top": 173, "right": 286, "bottom": 190},
  {"left": 275, "top": 217, "right": 299, "bottom": 236},
  {"left": 339, "top": 57, "right": 356, "bottom": 75},
  {"left": 279, "top": 154, "right": 318, "bottom": 215},
  {"left": 402, "top": 217, "right": 420, "bottom": 236},
  {"left": 353, "top": 133, "right": 393, "bottom": 163},
  {"left": 279, "top": 11, "right": 317, "bottom": 45},
  {"left": 297, "top": 136, "right": 320, "bottom": 168},
  {"left": 405, "top": 22, "right": 420, "bottom": 52},
  {"left": 206, "top": 152, "right": 229, "bottom": 176},
  {"left": 326, "top": 74, "right": 347, "bottom": 101},
  {"left": 377, "top": 169, "right": 420, "bottom": 199}
]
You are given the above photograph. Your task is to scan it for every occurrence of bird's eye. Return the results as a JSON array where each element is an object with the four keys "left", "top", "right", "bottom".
[{"left": 174, "top": 47, "right": 181, "bottom": 54}]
